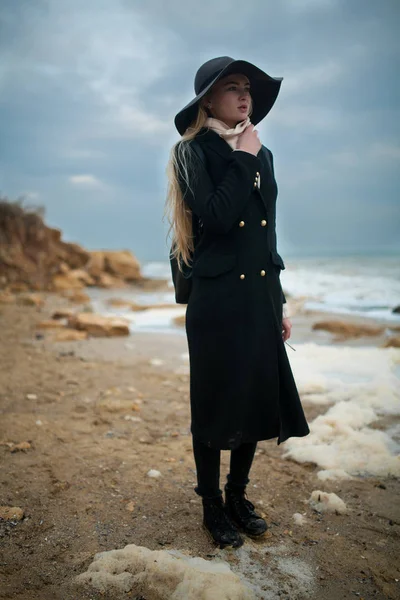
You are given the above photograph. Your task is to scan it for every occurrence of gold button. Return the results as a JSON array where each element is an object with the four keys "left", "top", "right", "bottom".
[
  {"left": 253, "top": 182, "right": 257, "bottom": 188},
  {"left": 240, "top": 273, "right": 245, "bottom": 280},
  {"left": 260, "top": 270, "right": 266, "bottom": 276},
  {"left": 261, "top": 219, "right": 267, "bottom": 226},
  {"left": 239, "top": 220, "right": 245, "bottom": 227},
  {"left": 256, "top": 171, "right": 260, "bottom": 176}
]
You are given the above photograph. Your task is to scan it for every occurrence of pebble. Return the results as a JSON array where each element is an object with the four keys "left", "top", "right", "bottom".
[
  {"left": 147, "top": 469, "right": 161, "bottom": 478},
  {"left": 0, "top": 506, "right": 24, "bottom": 521}
]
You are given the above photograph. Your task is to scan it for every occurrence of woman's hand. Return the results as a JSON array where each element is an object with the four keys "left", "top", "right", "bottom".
[
  {"left": 237, "top": 124, "right": 262, "bottom": 156},
  {"left": 282, "top": 317, "right": 292, "bottom": 342}
]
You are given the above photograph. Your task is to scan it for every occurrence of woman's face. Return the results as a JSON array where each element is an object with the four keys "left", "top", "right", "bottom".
[{"left": 203, "top": 73, "right": 252, "bottom": 127}]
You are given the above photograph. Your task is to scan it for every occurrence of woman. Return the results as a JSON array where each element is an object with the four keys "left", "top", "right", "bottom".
[{"left": 165, "top": 56, "right": 310, "bottom": 549}]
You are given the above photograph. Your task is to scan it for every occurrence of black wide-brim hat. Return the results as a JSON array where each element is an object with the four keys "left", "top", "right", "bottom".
[{"left": 174, "top": 56, "right": 283, "bottom": 136}]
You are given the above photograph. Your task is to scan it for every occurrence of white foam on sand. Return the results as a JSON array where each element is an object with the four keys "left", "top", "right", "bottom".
[
  {"left": 75, "top": 544, "right": 255, "bottom": 599},
  {"left": 282, "top": 343, "right": 400, "bottom": 478},
  {"left": 76, "top": 541, "right": 315, "bottom": 600}
]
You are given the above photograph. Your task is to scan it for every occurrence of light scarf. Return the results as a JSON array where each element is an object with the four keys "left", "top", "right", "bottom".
[
  {"left": 204, "top": 116, "right": 251, "bottom": 150},
  {"left": 204, "top": 116, "right": 260, "bottom": 189}
]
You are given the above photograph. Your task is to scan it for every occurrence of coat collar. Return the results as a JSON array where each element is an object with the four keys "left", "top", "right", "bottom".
[{"left": 196, "top": 127, "right": 268, "bottom": 209}]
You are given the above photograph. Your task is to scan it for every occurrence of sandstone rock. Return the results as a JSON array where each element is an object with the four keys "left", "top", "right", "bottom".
[
  {"left": 58, "top": 261, "right": 70, "bottom": 274},
  {"left": 312, "top": 320, "right": 384, "bottom": 339},
  {"left": 52, "top": 273, "right": 85, "bottom": 291},
  {"left": 0, "top": 200, "right": 89, "bottom": 289},
  {"left": 99, "top": 398, "right": 140, "bottom": 413},
  {"left": 130, "top": 301, "right": 178, "bottom": 311},
  {"left": 36, "top": 320, "right": 66, "bottom": 329},
  {"left": 103, "top": 250, "right": 141, "bottom": 281},
  {"left": 51, "top": 309, "right": 75, "bottom": 320},
  {"left": 85, "top": 251, "right": 105, "bottom": 278},
  {"left": 10, "top": 441, "right": 32, "bottom": 452},
  {"left": 173, "top": 315, "right": 186, "bottom": 327},
  {"left": 68, "top": 313, "right": 130, "bottom": 337},
  {"left": 0, "top": 506, "right": 24, "bottom": 521},
  {"left": 381, "top": 336, "right": 400, "bottom": 348},
  {"left": 134, "top": 277, "right": 170, "bottom": 291},
  {"left": 7, "top": 282, "right": 28, "bottom": 292},
  {"left": 61, "top": 290, "right": 91, "bottom": 304},
  {"left": 106, "top": 298, "right": 133, "bottom": 308},
  {"left": 0, "top": 292, "right": 15, "bottom": 304},
  {"left": 16, "top": 293, "right": 44, "bottom": 308},
  {"left": 53, "top": 330, "right": 88, "bottom": 342},
  {"left": 97, "top": 273, "right": 127, "bottom": 289},
  {"left": 69, "top": 268, "right": 95, "bottom": 286}
]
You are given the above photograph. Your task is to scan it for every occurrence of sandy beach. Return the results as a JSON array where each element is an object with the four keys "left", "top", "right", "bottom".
[{"left": 1, "top": 292, "right": 399, "bottom": 600}]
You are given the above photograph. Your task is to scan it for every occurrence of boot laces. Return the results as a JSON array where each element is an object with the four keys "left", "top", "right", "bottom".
[{"left": 229, "top": 489, "right": 257, "bottom": 518}]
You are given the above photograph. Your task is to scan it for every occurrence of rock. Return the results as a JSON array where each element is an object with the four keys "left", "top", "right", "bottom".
[
  {"left": 52, "top": 273, "right": 85, "bottom": 291},
  {"left": 68, "top": 313, "right": 130, "bottom": 337},
  {"left": 0, "top": 200, "right": 89, "bottom": 290},
  {"left": 0, "top": 292, "right": 15, "bottom": 304},
  {"left": 61, "top": 290, "right": 91, "bottom": 304},
  {"left": 149, "top": 358, "right": 164, "bottom": 366},
  {"left": 7, "top": 282, "right": 29, "bottom": 292},
  {"left": 173, "top": 315, "right": 186, "bottom": 327},
  {"left": 103, "top": 250, "right": 141, "bottom": 281},
  {"left": 293, "top": 513, "right": 307, "bottom": 525},
  {"left": 97, "top": 273, "right": 127, "bottom": 289},
  {"left": 70, "top": 268, "right": 95, "bottom": 286},
  {"left": 53, "top": 330, "right": 88, "bottom": 342},
  {"left": 134, "top": 277, "right": 170, "bottom": 291},
  {"left": 51, "top": 309, "right": 75, "bottom": 320},
  {"left": 85, "top": 251, "right": 106, "bottom": 278},
  {"left": 393, "top": 305, "right": 400, "bottom": 314},
  {"left": 75, "top": 543, "right": 255, "bottom": 599},
  {"left": 10, "top": 441, "right": 32, "bottom": 452},
  {"left": 312, "top": 320, "right": 384, "bottom": 339},
  {"left": 0, "top": 506, "right": 24, "bottom": 521},
  {"left": 308, "top": 490, "right": 347, "bottom": 515},
  {"left": 107, "top": 298, "right": 134, "bottom": 308},
  {"left": 381, "top": 336, "right": 400, "bottom": 348},
  {"left": 98, "top": 397, "right": 140, "bottom": 413},
  {"left": 16, "top": 293, "right": 44, "bottom": 308},
  {"left": 26, "top": 394, "right": 37, "bottom": 400},
  {"left": 36, "top": 320, "right": 66, "bottom": 329},
  {"left": 130, "top": 302, "right": 178, "bottom": 311},
  {"left": 147, "top": 469, "right": 161, "bottom": 478}
]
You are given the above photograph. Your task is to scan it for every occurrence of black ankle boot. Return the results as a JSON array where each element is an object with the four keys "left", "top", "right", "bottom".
[
  {"left": 201, "top": 495, "right": 244, "bottom": 549},
  {"left": 224, "top": 484, "right": 268, "bottom": 538}
]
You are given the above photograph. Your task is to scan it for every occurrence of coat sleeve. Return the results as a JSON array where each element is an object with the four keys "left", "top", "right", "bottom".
[
  {"left": 267, "top": 148, "right": 287, "bottom": 306},
  {"left": 175, "top": 143, "right": 262, "bottom": 235}
]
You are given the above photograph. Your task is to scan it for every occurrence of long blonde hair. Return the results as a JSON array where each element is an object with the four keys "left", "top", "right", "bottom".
[{"left": 164, "top": 103, "right": 209, "bottom": 271}]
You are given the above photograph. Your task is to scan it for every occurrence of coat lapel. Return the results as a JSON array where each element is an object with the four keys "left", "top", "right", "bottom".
[{"left": 199, "top": 128, "right": 269, "bottom": 213}]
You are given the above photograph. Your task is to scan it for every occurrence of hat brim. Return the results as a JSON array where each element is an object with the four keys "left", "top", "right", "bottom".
[{"left": 174, "top": 59, "right": 283, "bottom": 136}]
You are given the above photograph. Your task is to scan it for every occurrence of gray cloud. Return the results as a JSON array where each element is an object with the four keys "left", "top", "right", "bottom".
[{"left": 0, "top": 0, "right": 399, "bottom": 261}]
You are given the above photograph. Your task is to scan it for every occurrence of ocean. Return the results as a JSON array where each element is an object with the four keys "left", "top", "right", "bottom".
[{"left": 85, "top": 255, "right": 400, "bottom": 335}]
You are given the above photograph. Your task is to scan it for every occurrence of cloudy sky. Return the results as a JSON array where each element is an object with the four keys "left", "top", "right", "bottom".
[{"left": 1, "top": 0, "right": 399, "bottom": 262}]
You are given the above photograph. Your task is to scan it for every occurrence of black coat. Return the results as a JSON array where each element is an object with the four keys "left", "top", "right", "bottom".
[{"left": 176, "top": 127, "right": 310, "bottom": 450}]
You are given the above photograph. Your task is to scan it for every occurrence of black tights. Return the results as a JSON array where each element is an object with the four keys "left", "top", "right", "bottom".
[{"left": 192, "top": 435, "right": 258, "bottom": 499}]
